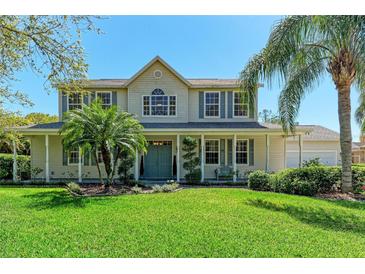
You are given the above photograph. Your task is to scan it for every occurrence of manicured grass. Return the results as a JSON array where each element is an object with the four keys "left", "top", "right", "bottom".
[{"left": 1, "top": 187, "right": 365, "bottom": 257}]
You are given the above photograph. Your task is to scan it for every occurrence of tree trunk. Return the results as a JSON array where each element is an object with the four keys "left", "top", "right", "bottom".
[
  {"left": 337, "top": 85, "right": 353, "bottom": 193},
  {"left": 94, "top": 150, "right": 104, "bottom": 186}
]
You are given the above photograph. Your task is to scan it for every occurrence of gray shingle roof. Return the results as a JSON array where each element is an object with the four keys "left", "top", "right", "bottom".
[
  {"left": 81, "top": 78, "right": 240, "bottom": 88},
  {"left": 296, "top": 125, "right": 340, "bottom": 141},
  {"left": 24, "top": 121, "right": 270, "bottom": 130}
]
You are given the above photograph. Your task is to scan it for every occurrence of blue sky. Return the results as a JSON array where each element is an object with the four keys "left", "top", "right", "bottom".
[{"left": 9, "top": 16, "right": 362, "bottom": 140}]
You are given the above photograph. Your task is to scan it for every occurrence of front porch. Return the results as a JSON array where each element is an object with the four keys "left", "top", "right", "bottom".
[{"left": 13, "top": 125, "right": 307, "bottom": 183}]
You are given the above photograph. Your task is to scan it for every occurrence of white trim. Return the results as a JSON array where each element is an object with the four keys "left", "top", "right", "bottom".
[
  {"left": 141, "top": 94, "right": 178, "bottom": 117},
  {"left": 45, "top": 135, "right": 49, "bottom": 183},
  {"left": 204, "top": 139, "right": 220, "bottom": 165},
  {"left": 233, "top": 134, "right": 237, "bottom": 182},
  {"left": 134, "top": 150, "right": 139, "bottom": 181},
  {"left": 95, "top": 91, "right": 112, "bottom": 108},
  {"left": 204, "top": 91, "right": 220, "bottom": 118},
  {"left": 67, "top": 148, "right": 81, "bottom": 166},
  {"left": 78, "top": 147, "right": 82, "bottom": 183},
  {"left": 236, "top": 139, "right": 249, "bottom": 166},
  {"left": 200, "top": 134, "right": 205, "bottom": 182},
  {"left": 12, "top": 140, "right": 17, "bottom": 183},
  {"left": 176, "top": 134, "right": 180, "bottom": 182},
  {"left": 67, "top": 93, "right": 83, "bottom": 111},
  {"left": 224, "top": 138, "right": 228, "bottom": 165},
  {"left": 232, "top": 91, "right": 249, "bottom": 118}
]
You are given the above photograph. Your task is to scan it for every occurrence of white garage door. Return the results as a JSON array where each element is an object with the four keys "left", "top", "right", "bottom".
[{"left": 286, "top": 151, "right": 337, "bottom": 168}]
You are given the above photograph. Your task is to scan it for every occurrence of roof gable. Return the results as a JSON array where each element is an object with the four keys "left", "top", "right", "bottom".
[{"left": 125, "top": 56, "right": 191, "bottom": 87}]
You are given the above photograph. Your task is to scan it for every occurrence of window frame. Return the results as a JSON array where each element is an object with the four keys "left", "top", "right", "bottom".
[
  {"left": 205, "top": 139, "right": 220, "bottom": 165},
  {"left": 67, "top": 93, "right": 83, "bottom": 111},
  {"left": 204, "top": 91, "right": 220, "bottom": 118},
  {"left": 236, "top": 139, "right": 249, "bottom": 165},
  {"left": 96, "top": 91, "right": 112, "bottom": 109},
  {"left": 233, "top": 91, "right": 249, "bottom": 118},
  {"left": 67, "top": 148, "right": 81, "bottom": 166},
  {"left": 141, "top": 94, "right": 177, "bottom": 117}
]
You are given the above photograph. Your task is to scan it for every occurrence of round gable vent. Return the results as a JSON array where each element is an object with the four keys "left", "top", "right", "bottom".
[{"left": 153, "top": 70, "right": 162, "bottom": 79}]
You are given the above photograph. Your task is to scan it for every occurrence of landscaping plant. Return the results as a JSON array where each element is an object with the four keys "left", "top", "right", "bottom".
[
  {"left": 240, "top": 16, "right": 365, "bottom": 193},
  {"left": 182, "top": 136, "right": 201, "bottom": 183},
  {"left": 117, "top": 147, "right": 136, "bottom": 185},
  {"left": 60, "top": 100, "right": 147, "bottom": 190}
]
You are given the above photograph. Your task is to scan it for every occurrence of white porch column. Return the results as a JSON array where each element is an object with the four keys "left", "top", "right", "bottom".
[
  {"left": 78, "top": 146, "right": 82, "bottom": 183},
  {"left": 176, "top": 134, "right": 180, "bottom": 182},
  {"left": 45, "top": 135, "right": 50, "bottom": 183},
  {"left": 200, "top": 134, "right": 205, "bottom": 182},
  {"left": 12, "top": 140, "right": 17, "bottom": 182},
  {"left": 233, "top": 134, "right": 237, "bottom": 182},
  {"left": 299, "top": 134, "right": 303, "bottom": 168},
  {"left": 283, "top": 136, "right": 287, "bottom": 168},
  {"left": 265, "top": 134, "right": 270, "bottom": 172},
  {"left": 134, "top": 150, "right": 139, "bottom": 181}
]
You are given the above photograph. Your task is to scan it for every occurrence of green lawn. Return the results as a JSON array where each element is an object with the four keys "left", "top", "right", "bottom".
[{"left": 1, "top": 187, "right": 365, "bottom": 257}]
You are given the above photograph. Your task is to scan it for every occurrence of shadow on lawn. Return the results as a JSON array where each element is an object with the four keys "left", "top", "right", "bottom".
[
  {"left": 246, "top": 198, "right": 365, "bottom": 235},
  {"left": 23, "top": 190, "right": 88, "bottom": 209}
]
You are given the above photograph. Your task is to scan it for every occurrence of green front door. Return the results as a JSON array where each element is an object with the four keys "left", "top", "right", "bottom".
[{"left": 143, "top": 141, "right": 172, "bottom": 179}]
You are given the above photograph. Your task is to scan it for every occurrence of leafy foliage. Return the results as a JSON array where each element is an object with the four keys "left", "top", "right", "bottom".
[
  {"left": 0, "top": 153, "right": 31, "bottom": 180},
  {"left": 259, "top": 109, "right": 281, "bottom": 124},
  {"left": 302, "top": 157, "right": 323, "bottom": 167},
  {"left": 117, "top": 147, "right": 136, "bottom": 184},
  {"left": 60, "top": 100, "right": 147, "bottom": 187},
  {"left": 182, "top": 136, "right": 201, "bottom": 183},
  {"left": 67, "top": 182, "right": 82, "bottom": 195},
  {"left": 239, "top": 16, "right": 365, "bottom": 192},
  {"left": 0, "top": 16, "right": 100, "bottom": 107},
  {"left": 248, "top": 170, "right": 271, "bottom": 191}
]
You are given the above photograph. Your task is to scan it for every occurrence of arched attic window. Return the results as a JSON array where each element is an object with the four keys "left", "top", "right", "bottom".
[{"left": 151, "top": 88, "right": 165, "bottom": 95}]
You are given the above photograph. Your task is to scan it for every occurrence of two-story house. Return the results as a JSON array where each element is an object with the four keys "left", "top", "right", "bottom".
[{"left": 15, "top": 56, "right": 341, "bottom": 183}]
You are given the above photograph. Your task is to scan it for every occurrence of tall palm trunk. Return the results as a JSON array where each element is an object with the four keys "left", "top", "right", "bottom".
[{"left": 337, "top": 85, "right": 353, "bottom": 192}]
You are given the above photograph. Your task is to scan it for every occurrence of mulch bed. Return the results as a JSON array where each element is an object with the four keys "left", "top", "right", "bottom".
[
  {"left": 70, "top": 184, "right": 154, "bottom": 197},
  {"left": 316, "top": 192, "right": 365, "bottom": 201}
]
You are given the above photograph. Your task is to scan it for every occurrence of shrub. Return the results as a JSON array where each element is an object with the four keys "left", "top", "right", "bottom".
[
  {"left": 182, "top": 136, "right": 201, "bottom": 183},
  {"left": 302, "top": 157, "right": 322, "bottom": 167},
  {"left": 131, "top": 185, "right": 143, "bottom": 194},
  {"left": 152, "top": 185, "right": 163, "bottom": 193},
  {"left": 271, "top": 166, "right": 340, "bottom": 195},
  {"left": 117, "top": 148, "right": 135, "bottom": 184},
  {"left": 248, "top": 170, "right": 271, "bottom": 191},
  {"left": 0, "top": 153, "right": 31, "bottom": 180},
  {"left": 67, "top": 182, "right": 82, "bottom": 194},
  {"left": 152, "top": 183, "right": 180, "bottom": 193}
]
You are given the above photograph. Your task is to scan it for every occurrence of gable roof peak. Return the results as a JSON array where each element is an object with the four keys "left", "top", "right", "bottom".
[{"left": 125, "top": 55, "right": 191, "bottom": 87}]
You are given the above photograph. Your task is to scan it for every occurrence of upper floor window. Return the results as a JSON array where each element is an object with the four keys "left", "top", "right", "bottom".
[
  {"left": 236, "top": 139, "right": 248, "bottom": 164},
  {"left": 204, "top": 92, "right": 220, "bottom": 118},
  {"left": 205, "top": 139, "right": 219, "bottom": 164},
  {"left": 68, "top": 93, "right": 82, "bottom": 111},
  {"left": 96, "top": 92, "right": 112, "bottom": 109},
  {"left": 234, "top": 92, "right": 249, "bottom": 117},
  {"left": 142, "top": 89, "right": 176, "bottom": 116}
]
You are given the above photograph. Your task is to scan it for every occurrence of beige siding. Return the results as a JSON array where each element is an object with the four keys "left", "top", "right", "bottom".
[
  {"left": 128, "top": 61, "right": 189, "bottom": 123},
  {"left": 188, "top": 88, "right": 258, "bottom": 122},
  {"left": 269, "top": 136, "right": 285, "bottom": 171}
]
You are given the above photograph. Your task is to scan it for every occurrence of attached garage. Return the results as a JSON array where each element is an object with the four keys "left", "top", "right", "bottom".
[
  {"left": 286, "top": 125, "right": 341, "bottom": 168},
  {"left": 286, "top": 150, "right": 338, "bottom": 168}
]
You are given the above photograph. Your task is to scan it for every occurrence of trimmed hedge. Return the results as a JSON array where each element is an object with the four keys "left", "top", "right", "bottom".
[
  {"left": 248, "top": 170, "right": 271, "bottom": 191},
  {"left": 247, "top": 166, "right": 365, "bottom": 196},
  {"left": 0, "top": 153, "right": 31, "bottom": 180}
]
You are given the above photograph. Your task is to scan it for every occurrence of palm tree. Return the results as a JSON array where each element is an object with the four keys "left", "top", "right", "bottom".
[
  {"left": 239, "top": 16, "right": 365, "bottom": 193},
  {"left": 60, "top": 99, "right": 147, "bottom": 188}
]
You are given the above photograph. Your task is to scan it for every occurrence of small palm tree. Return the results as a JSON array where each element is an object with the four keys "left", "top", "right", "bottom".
[
  {"left": 239, "top": 16, "right": 365, "bottom": 193},
  {"left": 60, "top": 100, "right": 147, "bottom": 188}
]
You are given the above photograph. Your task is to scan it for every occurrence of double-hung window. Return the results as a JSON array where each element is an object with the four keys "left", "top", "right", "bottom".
[
  {"left": 68, "top": 148, "right": 80, "bottom": 165},
  {"left": 68, "top": 93, "right": 82, "bottom": 110},
  {"left": 233, "top": 92, "right": 249, "bottom": 117},
  {"left": 236, "top": 139, "right": 248, "bottom": 164},
  {"left": 204, "top": 92, "right": 220, "bottom": 117},
  {"left": 205, "top": 140, "right": 219, "bottom": 164},
  {"left": 142, "top": 89, "right": 176, "bottom": 116},
  {"left": 96, "top": 92, "right": 112, "bottom": 109}
]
